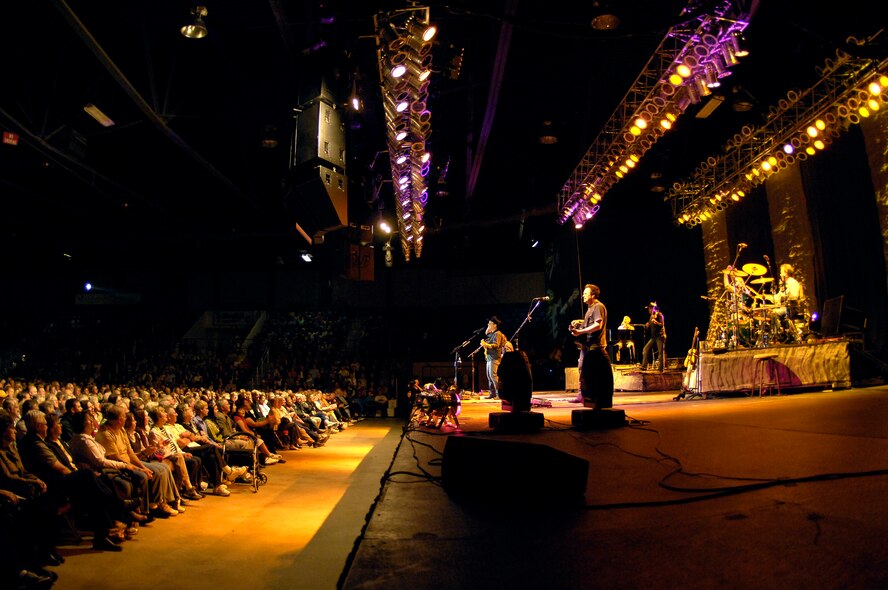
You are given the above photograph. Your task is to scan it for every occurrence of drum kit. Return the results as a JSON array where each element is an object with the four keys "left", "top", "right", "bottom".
[{"left": 706, "top": 262, "right": 808, "bottom": 349}]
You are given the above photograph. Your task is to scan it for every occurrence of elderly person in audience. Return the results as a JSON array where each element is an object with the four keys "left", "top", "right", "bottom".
[
  {"left": 272, "top": 394, "right": 316, "bottom": 449},
  {"left": 174, "top": 403, "right": 245, "bottom": 496},
  {"left": 70, "top": 413, "right": 154, "bottom": 534},
  {"left": 0, "top": 411, "right": 67, "bottom": 578},
  {"left": 124, "top": 411, "right": 180, "bottom": 517},
  {"left": 16, "top": 410, "right": 125, "bottom": 552},
  {"left": 147, "top": 405, "right": 203, "bottom": 504},
  {"left": 192, "top": 400, "right": 251, "bottom": 475}
]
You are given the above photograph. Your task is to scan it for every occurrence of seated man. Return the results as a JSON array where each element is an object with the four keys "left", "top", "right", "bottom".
[
  {"left": 16, "top": 410, "right": 126, "bottom": 552},
  {"left": 176, "top": 403, "right": 247, "bottom": 496}
]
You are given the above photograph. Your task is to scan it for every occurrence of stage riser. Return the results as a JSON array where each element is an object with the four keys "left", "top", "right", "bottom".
[
  {"left": 565, "top": 367, "right": 684, "bottom": 392},
  {"left": 697, "top": 340, "right": 851, "bottom": 395}
]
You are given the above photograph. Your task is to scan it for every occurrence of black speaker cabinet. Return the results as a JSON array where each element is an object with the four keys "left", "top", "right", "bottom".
[
  {"left": 292, "top": 98, "right": 346, "bottom": 170},
  {"left": 498, "top": 350, "right": 532, "bottom": 412},
  {"left": 283, "top": 164, "right": 348, "bottom": 244},
  {"left": 441, "top": 437, "right": 588, "bottom": 505}
]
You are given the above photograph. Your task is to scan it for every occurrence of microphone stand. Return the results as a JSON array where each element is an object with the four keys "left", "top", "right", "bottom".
[
  {"left": 450, "top": 331, "right": 483, "bottom": 393},
  {"left": 509, "top": 299, "right": 545, "bottom": 350},
  {"left": 728, "top": 245, "right": 746, "bottom": 349}
]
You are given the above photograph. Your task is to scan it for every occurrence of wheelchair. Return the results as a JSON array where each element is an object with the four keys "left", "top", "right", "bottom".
[{"left": 222, "top": 432, "right": 268, "bottom": 492}]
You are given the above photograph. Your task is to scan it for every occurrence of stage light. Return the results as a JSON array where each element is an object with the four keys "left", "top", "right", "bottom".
[
  {"left": 408, "top": 20, "right": 437, "bottom": 42},
  {"left": 733, "top": 31, "right": 749, "bottom": 57},
  {"left": 83, "top": 103, "right": 115, "bottom": 127},
  {"left": 181, "top": 6, "right": 208, "bottom": 39}
]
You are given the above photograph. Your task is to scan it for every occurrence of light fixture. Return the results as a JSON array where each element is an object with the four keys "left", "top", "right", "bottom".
[
  {"left": 83, "top": 103, "right": 115, "bottom": 127},
  {"left": 181, "top": 6, "right": 208, "bottom": 39},
  {"left": 260, "top": 125, "right": 279, "bottom": 149},
  {"left": 538, "top": 120, "right": 558, "bottom": 144},
  {"left": 590, "top": 1, "right": 620, "bottom": 30}
]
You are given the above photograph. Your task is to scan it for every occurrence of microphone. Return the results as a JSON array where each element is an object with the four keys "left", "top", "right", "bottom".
[
  {"left": 737, "top": 242, "right": 748, "bottom": 249},
  {"left": 763, "top": 254, "right": 770, "bottom": 263},
  {"left": 532, "top": 296, "right": 550, "bottom": 302},
  {"left": 473, "top": 327, "right": 485, "bottom": 335}
]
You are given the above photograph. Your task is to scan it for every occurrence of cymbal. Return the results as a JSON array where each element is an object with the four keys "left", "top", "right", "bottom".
[
  {"left": 755, "top": 293, "right": 776, "bottom": 302},
  {"left": 722, "top": 268, "right": 748, "bottom": 277},
  {"left": 749, "top": 277, "right": 773, "bottom": 284},
  {"left": 741, "top": 263, "right": 767, "bottom": 276},
  {"left": 753, "top": 304, "right": 780, "bottom": 311}
]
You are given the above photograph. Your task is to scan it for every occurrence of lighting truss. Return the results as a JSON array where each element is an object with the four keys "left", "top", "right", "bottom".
[
  {"left": 669, "top": 47, "right": 888, "bottom": 227},
  {"left": 557, "top": 0, "right": 749, "bottom": 228},
  {"left": 374, "top": 7, "right": 436, "bottom": 261}
]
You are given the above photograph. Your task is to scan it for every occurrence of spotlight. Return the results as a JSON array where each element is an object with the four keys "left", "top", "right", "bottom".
[
  {"left": 181, "top": 6, "right": 209, "bottom": 39},
  {"left": 590, "top": 1, "right": 620, "bottom": 30}
]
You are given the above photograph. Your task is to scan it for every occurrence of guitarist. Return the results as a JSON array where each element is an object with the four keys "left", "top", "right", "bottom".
[
  {"left": 568, "top": 284, "right": 614, "bottom": 408},
  {"left": 641, "top": 302, "right": 667, "bottom": 372}
]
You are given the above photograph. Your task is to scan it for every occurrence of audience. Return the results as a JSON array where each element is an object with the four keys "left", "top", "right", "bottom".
[{"left": 0, "top": 307, "right": 411, "bottom": 587}]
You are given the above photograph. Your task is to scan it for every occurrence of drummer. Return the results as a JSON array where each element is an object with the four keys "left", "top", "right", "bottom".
[{"left": 775, "top": 263, "right": 804, "bottom": 318}]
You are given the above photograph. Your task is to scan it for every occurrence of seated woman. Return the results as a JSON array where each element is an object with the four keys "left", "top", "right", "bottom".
[
  {"left": 85, "top": 406, "right": 149, "bottom": 525},
  {"left": 146, "top": 406, "right": 203, "bottom": 505},
  {"left": 269, "top": 395, "right": 314, "bottom": 450},
  {"left": 233, "top": 400, "right": 282, "bottom": 464},
  {"left": 125, "top": 410, "right": 181, "bottom": 517},
  {"left": 72, "top": 408, "right": 173, "bottom": 520}
]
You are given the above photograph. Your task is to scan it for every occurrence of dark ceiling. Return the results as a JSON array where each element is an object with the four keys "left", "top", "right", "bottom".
[{"left": 1, "top": 1, "right": 884, "bottom": 275}]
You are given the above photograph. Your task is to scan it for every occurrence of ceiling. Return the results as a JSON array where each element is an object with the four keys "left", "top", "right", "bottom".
[{"left": 1, "top": 1, "right": 884, "bottom": 275}]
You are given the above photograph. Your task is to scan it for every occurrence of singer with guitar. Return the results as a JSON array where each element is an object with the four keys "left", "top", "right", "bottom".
[
  {"left": 568, "top": 284, "right": 614, "bottom": 408},
  {"left": 641, "top": 302, "right": 667, "bottom": 372},
  {"left": 480, "top": 316, "right": 508, "bottom": 400}
]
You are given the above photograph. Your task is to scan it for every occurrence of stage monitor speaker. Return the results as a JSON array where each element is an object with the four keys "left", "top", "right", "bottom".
[
  {"left": 498, "top": 350, "right": 532, "bottom": 412},
  {"left": 571, "top": 408, "right": 626, "bottom": 430},
  {"left": 441, "top": 437, "right": 588, "bottom": 505},
  {"left": 489, "top": 410, "right": 544, "bottom": 432},
  {"left": 821, "top": 295, "right": 843, "bottom": 337},
  {"left": 283, "top": 164, "right": 348, "bottom": 244}
]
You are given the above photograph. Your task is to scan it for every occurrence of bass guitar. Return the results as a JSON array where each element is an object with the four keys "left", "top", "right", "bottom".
[{"left": 676, "top": 327, "right": 700, "bottom": 400}]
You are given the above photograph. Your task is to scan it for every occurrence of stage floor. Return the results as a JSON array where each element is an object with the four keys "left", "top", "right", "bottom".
[{"left": 343, "top": 384, "right": 888, "bottom": 589}]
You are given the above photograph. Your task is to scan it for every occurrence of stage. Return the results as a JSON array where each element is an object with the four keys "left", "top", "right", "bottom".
[
  {"left": 559, "top": 338, "right": 855, "bottom": 398},
  {"left": 565, "top": 364, "right": 686, "bottom": 393},
  {"left": 693, "top": 338, "right": 853, "bottom": 396}
]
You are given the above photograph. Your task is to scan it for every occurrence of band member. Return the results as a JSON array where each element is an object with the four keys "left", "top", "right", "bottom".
[
  {"left": 775, "top": 263, "right": 803, "bottom": 315},
  {"left": 614, "top": 316, "right": 635, "bottom": 363},
  {"left": 775, "top": 263, "right": 805, "bottom": 341},
  {"left": 480, "top": 316, "right": 508, "bottom": 400},
  {"left": 642, "top": 302, "right": 667, "bottom": 372},
  {"left": 568, "top": 284, "right": 614, "bottom": 408}
]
